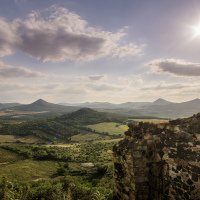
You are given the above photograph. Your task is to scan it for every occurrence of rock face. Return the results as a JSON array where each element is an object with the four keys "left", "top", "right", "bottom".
[{"left": 113, "top": 114, "right": 200, "bottom": 200}]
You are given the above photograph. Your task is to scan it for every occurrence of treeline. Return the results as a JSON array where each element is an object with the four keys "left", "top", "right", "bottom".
[
  {"left": 1, "top": 142, "right": 115, "bottom": 163},
  {"left": 0, "top": 120, "right": 91, "bottom": 142},
  {"left": 1, "top": 145, "right": 71, "bottom": 161}
]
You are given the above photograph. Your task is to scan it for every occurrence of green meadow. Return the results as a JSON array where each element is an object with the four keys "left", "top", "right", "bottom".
[{"left": 87, "top": 122, "right": 128, "bottom": 135}]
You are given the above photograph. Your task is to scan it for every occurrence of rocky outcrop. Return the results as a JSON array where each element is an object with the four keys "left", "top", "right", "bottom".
[{"left": 113, "top": 114, "right": 200, "bottom": 200}]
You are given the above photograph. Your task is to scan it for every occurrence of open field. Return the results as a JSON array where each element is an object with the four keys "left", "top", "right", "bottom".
[
  {"left": 0, "top": 110, "right": 49, "bottom": 117},
  {"left": 70, "top": 132, "right": 111, "bottom": 142},
  {"left": 0, "top": 159, "right": 59, "bottom": 181},
  {"left": 93, "top": 138, "right": 123, "bottom": 143},
  {"left": 0, "top": 148, "right": 22, "bottom": 163},
  {"left": 131, "top": 118, "right": 169, "bottom": 124},
  {"left": 87, "top": 122, "right": 128, "bottom": 135},
  {"left": 0, "top": 135, "right": 44, "bottom": 143},
  {"left": 45, "top": 143, "right": 79, "bottom": 148}
]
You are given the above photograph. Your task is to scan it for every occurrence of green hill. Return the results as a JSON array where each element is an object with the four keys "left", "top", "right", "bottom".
[
  {"left": 0, "top": 108, "right": 127, "bottom": 142},
  {"left": 60, "top": 108, "right": 126, "bottom": 124}
]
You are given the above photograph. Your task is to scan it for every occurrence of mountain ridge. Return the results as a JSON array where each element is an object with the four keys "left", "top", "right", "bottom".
[
  {"left": 1, "top": 98, "right": 200, "bottom": 118},
  {"left": 2, "top": 99, "right": 79, "bottom": 114}
]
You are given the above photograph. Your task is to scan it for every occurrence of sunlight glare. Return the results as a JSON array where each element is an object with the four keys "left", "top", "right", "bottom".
[{"left": 192, "top": 23, "right": 200, "bottom": 38}]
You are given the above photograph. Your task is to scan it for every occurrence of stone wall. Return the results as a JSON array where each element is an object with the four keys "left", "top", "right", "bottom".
[{"left": 113, "top": 115, "right": 200, "bottom": 200}]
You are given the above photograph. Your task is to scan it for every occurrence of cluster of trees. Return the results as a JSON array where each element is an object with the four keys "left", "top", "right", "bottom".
[
  {"left": 0, "top": 176, "right": 113, "bottom": 200},
  {"left": 2, "top": 141, "right": 115, "bottom": 163},
  {"left": 2, "top": 145, "right": 72, "bottom": 161},
  {"left": 0, "top": 120, "right": 83, "bottom": 142}
]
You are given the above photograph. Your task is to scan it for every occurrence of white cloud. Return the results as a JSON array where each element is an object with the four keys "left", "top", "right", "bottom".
[
  {"left": 0, "top": 17, "right": 17, "bottom": 57},
  {"left": 2, "top": 73, "right": 200, "bottom": 103},
  {"left": 148, "top": 58, "right": 200, "bottom": 76},
  {"left": 88, "top": 83, "right": 123, "bottom": 91},
  {"left": 0, "top": 6, "right": 143, "bottom": 62},
  {"left": 0, "top": 62, "right": 43, "bottom": 78},
  {"left": 141, "top": 83, "right": 189, "bottom": 91}
]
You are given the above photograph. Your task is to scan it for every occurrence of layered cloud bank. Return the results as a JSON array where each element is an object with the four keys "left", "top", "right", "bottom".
[
  {"left": 148, "top": 59, "right": 200, "bottom": 76},
  {"left": 0, "top": 6, "right": 142, "bottom": 62},
  {"left": 0, "top": 62, "right": 43, "bottom": 78}
]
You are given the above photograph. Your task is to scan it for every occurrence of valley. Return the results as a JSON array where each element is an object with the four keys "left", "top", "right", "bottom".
[
  {"left": 0, "top": 99, "right": 199, "bottom": 199},
  {"left": 0, "top": 104, "right": 128, "bottom": 199}
]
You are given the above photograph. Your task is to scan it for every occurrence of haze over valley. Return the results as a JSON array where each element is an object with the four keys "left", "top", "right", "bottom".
[{"left": 1, "top": 98, "right": 200, "bottom": 119}]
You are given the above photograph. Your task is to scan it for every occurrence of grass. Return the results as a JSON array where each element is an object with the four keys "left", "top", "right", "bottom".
[
  {"left": 87, "top": 122, "right": 128, "bottom": 135},
  {"left": 0, "top": 135, "right": 44, "bottom": 143},
  {"left": 70, "top": 133, "right": 111, "bottom": 142},
  {"left": 45, "top": 143, "right": 79, "bottom": 148},
  {"left": 93, "top": 138, "right": 123, "bottom": 143},
  {"left": 0, "top": 148, "right": 22, "bottom": 163},
  {"left": 0, "top": 160, "right": 59, "bottom": 181}
]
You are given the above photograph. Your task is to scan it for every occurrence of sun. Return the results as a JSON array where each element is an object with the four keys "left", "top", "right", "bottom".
[{"left": 191, "top": 23, "right": 200, "bottom": 38}]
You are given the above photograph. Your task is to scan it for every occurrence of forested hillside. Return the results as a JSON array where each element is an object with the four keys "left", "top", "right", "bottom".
[{"left": 0, "top": 108, "right": 127, "bottom": 141}]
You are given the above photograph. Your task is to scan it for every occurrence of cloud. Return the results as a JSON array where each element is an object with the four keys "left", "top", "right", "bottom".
[
  {"left": 88, "top": 75, "right": 105, "bottom": 81},
  {"left": 0, "top": 62, "right": 43, "bottom": 78},
  {"left": 0, "top": 17, "right": 17, "bottom": 57},
  {"left": 141, "top": 83, "right": 189, "bottom": 91},
  {"left": 0, "top": 6, "right": 143, "bottom": 62},
  {"left": 148, "top": 59, "right": 200, "bottom": 76},
  {"left": 89, "top": 83, "right": 123, "bottom": 91}
]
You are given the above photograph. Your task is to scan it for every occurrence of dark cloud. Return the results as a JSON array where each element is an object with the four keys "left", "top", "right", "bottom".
[
  {"left": 149, "top": 59, "right": 200, "bottom": 76},
  {"left": 88, "top": 75, "right": 105, "bottom": 81},
  {"left": 16, "top": 26, "right": 105, "bottom": 62},
  {"left": 0, "top": 7, "right": 143, "bottom": 62},
  {"left": 89, "top": 83, "right": 122, "bottom": 91}
]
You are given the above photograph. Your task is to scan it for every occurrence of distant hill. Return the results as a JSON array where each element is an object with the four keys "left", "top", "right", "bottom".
[
  {"left": 4, "top": 99, "right": 79, "bottom": 113},
  {"left": 134, "top": 98, "right": 200, "bottom": 118},
  {"left": 151, "top": 98, "right": 172, "bottom": 106},
  {"left": 60, "top": 108, "right": 126, "bottom": 124},
  {"left": 61, "top": 102, "right": 119, "bottom": 109},
  {"left": 61, "top": 101, "right": 150, "bottom": 109},
  {"left": 2, "top": 98, "right": 200, "bottom": 119},
  {"left": 0, "top": 103, "right": 21, "bottom": 109},
  {"left": 60, "top": 99, "right": 172, "bottom": 109},
  {"left": 60, "top": 98, "right": 200, "bottom": 118},
  {"left": 116, "top": 102, "right": 150, "bottom": 109}
]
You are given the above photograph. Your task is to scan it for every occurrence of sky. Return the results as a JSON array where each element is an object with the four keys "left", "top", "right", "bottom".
[{"left": 1, "top": 0, "right": 200, "bottom": 103}]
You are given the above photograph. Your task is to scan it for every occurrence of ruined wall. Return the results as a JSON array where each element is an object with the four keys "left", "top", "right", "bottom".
[{"left": 113, "top": 116, "right": 200, "bottom": 200}]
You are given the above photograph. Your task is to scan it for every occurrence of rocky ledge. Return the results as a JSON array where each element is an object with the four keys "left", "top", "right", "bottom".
[{"left": 113, "top": 114, "right": 200, "bottom": 200}]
